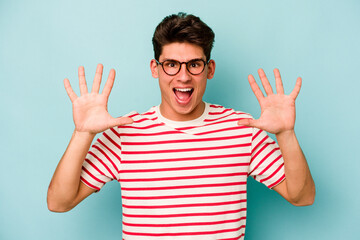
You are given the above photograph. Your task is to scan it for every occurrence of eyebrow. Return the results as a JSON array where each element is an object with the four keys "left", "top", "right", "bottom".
[{"left": 161, "top": 58, "right": 205, "bottom": 62}]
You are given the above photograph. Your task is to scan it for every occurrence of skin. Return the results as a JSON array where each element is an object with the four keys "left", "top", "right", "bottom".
[
  {"left": 238, "top": 69, "right": 315, "bottom": 205},
  {"left": 150, "top": 42, "right": 215, "bottom": 121},
  {"left": 47, "top": 64, "right": 132, "bottom": 212},
  {"left": 47, "top": 43, "right": 315, "bottom": 212}
]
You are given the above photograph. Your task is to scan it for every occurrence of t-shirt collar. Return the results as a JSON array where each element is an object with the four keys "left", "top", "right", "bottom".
[{"left": 155, "top": 102, "right": 210, "bottom": 128}]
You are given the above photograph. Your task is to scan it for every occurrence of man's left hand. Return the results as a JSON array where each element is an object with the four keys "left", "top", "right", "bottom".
[{"left": 238, "top": 68, "right": 302, "bottom": 134}]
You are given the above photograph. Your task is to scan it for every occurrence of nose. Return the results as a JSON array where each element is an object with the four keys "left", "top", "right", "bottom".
[{"left": 177, "top": 63, "right": 191, "bottom": 81}]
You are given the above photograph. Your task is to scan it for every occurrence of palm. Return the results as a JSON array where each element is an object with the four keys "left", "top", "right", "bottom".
[
  {"left": 256, "top": 93, "right": 296, "bottom": 133},
  {"left": 239, "top": 68, "right": 301, "bottom": 134},
  {"left": 64, "top": 64, "right": 133, "bottom": 134},
  {"left": 72, "top": 93, "right": 114, "bottom": 133}
]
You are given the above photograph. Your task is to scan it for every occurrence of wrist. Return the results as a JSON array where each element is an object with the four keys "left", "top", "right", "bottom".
[
  {"left": 73, "top": 130, "right": 97, "bottom": 139},
  {"left": 275, "top": 129, "right": 296, "bottom": 142}
]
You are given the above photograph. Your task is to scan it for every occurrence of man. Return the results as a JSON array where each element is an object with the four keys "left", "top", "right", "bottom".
[{"left": 47, "top": 13, "right": 315, "bottom": 239}]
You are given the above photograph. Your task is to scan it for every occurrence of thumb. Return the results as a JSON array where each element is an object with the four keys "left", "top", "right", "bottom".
[
  {"left": 109, "top": 116, "right": 134, "bottom": 128},
  {"left": 237, "top": 118, "right": 259, "bottom": 128}
]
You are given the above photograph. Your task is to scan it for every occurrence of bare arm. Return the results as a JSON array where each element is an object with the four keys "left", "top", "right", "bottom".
[
  {"left": 47, "top": 64, "right": 133, "bottom": 212},
  {"left": 273, "top": 130, "right": 315, "bottom": 206},
  {"left": 47, "top": 131, "right": 96, "bottom": 212},
  {"left": 238, "top": 68, "right": 315, "bottom": 206}
]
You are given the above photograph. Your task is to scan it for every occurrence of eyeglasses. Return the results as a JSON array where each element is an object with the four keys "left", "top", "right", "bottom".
[{"left": 156, "top": 58, "right": 208, "bottom": 76}]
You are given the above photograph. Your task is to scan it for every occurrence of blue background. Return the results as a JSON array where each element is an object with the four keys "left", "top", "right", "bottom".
[{"left": 1, "top": 0, "right": 359, "bottom": 239}]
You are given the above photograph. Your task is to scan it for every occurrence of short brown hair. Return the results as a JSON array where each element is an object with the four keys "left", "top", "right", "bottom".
[{"left": 152, "top": 12, "right": 215, "bottom": 61}]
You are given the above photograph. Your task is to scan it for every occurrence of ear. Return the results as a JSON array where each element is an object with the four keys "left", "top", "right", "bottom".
[
  {"left": 207, "top": 59, "right": 216, "bottom": 79},
  {"left": 150, "top": 59, "right": 159, "bottom": 78}
]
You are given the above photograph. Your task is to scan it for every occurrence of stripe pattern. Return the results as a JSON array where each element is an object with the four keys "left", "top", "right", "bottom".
[{"left": 81, "top": 103, "right": 284, "bottom": 239}]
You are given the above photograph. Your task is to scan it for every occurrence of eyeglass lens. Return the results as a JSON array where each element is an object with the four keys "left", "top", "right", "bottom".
[{"left": 162, "top": 60, "right": 205, "bottom": 75}]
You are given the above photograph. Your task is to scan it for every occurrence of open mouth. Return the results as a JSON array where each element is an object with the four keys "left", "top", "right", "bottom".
[{"left": 173, "top": 87, "right": 194, "bottom": 103}]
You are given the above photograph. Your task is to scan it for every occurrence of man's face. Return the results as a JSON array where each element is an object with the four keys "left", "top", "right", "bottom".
[{"left": 150, "top": 42, "right": 215, "bottom": 121}]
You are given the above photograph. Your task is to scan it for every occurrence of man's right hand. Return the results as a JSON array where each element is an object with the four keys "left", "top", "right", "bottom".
[
  {"left": 47, "top": 64, "right": 133, "bottom": 212},
  {"left": 64, "top": 63, "right": 133, "bottom": 134}
]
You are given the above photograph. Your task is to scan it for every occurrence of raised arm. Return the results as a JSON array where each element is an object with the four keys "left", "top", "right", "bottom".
[
  {"left": 238, "top": 68, "right": 315, "bottom": 206},
  {"left": 47, "top": 64, "right": 133, "bottom": 212}
]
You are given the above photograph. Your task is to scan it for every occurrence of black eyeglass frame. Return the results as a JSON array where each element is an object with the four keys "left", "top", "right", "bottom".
[{"left": 156, "top": 58, "right": 209, "bottom": 76}]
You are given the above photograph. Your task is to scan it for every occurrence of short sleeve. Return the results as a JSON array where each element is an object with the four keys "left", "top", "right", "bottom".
[
  {"left": 249, "top": 128, "right": 285, "bottom": 189},
  {"left": 80, "top": 127, "right": 122, "bottom": 191}
]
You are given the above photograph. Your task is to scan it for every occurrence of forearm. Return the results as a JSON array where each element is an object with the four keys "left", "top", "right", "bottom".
[
  {"left": 47, "top": 130, "right": 95, "bottom": 211},
  {"left": 276, "top": 130, "right": 315, "bottom": 205}
]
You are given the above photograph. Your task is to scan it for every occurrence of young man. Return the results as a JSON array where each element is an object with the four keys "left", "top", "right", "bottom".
[{"left": 47, "top": 13, "right": 315, "bottom": 239}]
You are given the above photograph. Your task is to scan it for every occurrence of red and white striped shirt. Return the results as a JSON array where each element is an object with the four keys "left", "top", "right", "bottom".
[{"left": 81, "top": 103, "right": 285, "bottom": 239}]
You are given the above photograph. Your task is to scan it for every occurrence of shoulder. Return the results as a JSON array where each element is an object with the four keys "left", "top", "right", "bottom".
[
  {"left": 115, "top": 107, "right": 160, "bottom": 132},
  {"left": 206, "top": 103, "right": 253, "bottom": 121},
  {"left": 114, "top": 107, "right": 158, "bottom": 123}
]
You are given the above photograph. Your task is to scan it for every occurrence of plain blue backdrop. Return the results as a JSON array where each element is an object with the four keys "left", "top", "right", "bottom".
[{"left": 1, "top": 0, "right": 359, "bottom": 239}]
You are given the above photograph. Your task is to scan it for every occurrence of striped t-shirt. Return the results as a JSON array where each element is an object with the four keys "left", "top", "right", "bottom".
[{"left": 81, "top": 102, "right": 285, "bottom": 239}]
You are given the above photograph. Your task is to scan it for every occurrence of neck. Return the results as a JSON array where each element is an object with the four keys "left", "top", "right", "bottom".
[{"left": 159, "top": 101, "right": 206, "bottom": 121}]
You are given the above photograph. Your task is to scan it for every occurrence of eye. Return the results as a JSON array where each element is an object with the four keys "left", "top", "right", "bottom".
[
  {"left": 164, "top": 60, "right": 178, "bottom": 68},
  {"left": 188, "top": 60, "right": 202, "bottom": 68}
]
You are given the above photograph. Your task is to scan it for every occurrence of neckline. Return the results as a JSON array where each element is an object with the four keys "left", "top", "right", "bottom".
[{"left": 155, "top": 102, "right": 210, "bottom": 128}]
